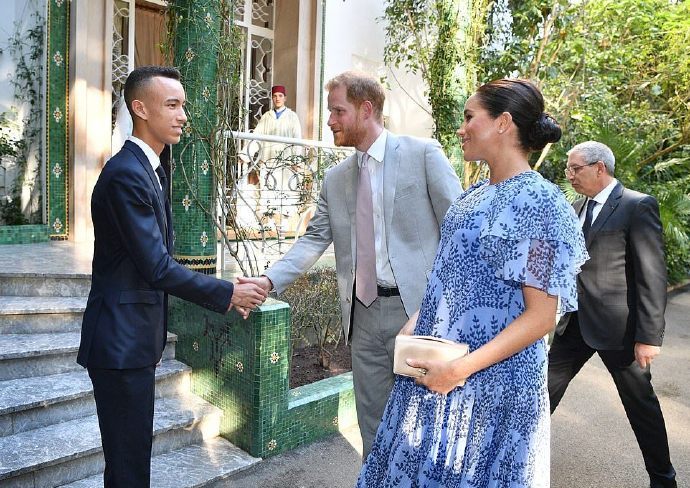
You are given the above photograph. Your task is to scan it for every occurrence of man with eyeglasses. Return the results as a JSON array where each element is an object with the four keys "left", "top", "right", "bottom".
[{"left": 549, "top": 141, "right": 677, "bottom": 488}]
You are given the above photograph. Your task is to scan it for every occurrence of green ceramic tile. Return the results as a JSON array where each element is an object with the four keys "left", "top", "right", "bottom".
[{"left": 168, "top": 295, "right": 356, "bottom": 458}]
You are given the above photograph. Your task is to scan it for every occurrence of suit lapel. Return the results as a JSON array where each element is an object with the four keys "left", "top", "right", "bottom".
[
  {"left": 343, "top": 154, "right": 358, "bottom": 265},
  {"left": 123, "top": 141, "right": 169, "bottom": 246},
  {"left": 343, "top": 154, "right": 358, "bottom": 219},
  {"left": 382, "top": 134, "right": 400, "bottom": 237},
  {"left": 586, "top": 181, "right": 623, "bottom": 247},
  {"left": 574, "top": 198, "right": 586, "bottom": 218}
]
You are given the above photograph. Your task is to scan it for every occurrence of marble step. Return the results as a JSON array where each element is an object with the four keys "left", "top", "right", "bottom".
[
  {"left": 0, "top": 332, "right": 177, "bottom": 381},
  {"left": 0, "top": 359, "right": 191, "bottom": 436},
  {"left": 0, "top": 394, "right": 223, "bottom": 488},
  {"left": 62, "top": 437, "right": 259, "bottom": 488},
  {"left": 0, "top": 273, "right": 91, "bottom": 297},
  {"left": 0, "top": 296, "right": 86, "bottom": 334}
]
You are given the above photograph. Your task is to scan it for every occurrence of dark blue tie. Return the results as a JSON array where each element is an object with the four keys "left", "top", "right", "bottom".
[
  {"left": 155, "top": 165, "right": 168, "bottom": 201},
  {"left": 155, "top": 165, "right": 173, "bottom": 249},
  {"left": 582, "top": 199, "right": 597, "bottom": 239}
]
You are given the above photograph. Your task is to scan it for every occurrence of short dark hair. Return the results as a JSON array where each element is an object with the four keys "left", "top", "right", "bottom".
[
  {"left": 326, "top": 71, "right": 386, "bottom": 123},
  {"left": 123, "top": 66, "right": 181, "bottom": 115},
  {"left": 475, "top": 79, "right": 561, "bottom": 152}
]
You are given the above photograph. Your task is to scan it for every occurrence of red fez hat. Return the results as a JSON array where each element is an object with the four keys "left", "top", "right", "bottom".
[{"left": 271, "top": 85, "right": 286, "bottom": 95}]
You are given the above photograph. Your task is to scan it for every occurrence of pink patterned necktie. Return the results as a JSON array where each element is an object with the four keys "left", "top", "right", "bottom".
[{"left": 356, "top": 153, "right": 377, "bottom": 306}]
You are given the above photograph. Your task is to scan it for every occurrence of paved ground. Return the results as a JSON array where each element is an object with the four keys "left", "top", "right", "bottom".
[{"left": 219, "top": 287, "right": 690, "bottom": 488}]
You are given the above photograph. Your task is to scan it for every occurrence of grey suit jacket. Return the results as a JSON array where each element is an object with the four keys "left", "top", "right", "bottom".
[
  {"left": 264, "top": 132, "right": 462, "bottom": 340},
  {"left": 556, "top": 182, "right": 667, "bottom": 349}
]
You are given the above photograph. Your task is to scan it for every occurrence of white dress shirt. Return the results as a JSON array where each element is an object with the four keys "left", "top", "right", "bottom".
[
  {"left": 357, "top": 130, "right": 396, "bottom": 288},
  {"left": 580, "top": 178, "right": 618, "bottom": 226},
  {"left": 128, "top": 135, "right": 163, "bottom": 191}
]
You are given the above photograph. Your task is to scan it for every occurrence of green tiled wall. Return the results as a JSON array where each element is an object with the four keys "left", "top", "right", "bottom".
[
  {"left": 46, "top": 0, "right": 69, "bottom": 239},
  {"left": 0, "top": 224, "right": 51, "bottom": 244},
  {"left": 168, "top": 296, "right": 357, "bottom": 458},
  {"left": 170, "top": 0, "right": 220, "bottom": 273}
]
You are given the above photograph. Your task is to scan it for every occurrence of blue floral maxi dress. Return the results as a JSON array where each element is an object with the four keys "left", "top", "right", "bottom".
[{"left": 357, "top": 171, "right": 588, "bottom": 488}]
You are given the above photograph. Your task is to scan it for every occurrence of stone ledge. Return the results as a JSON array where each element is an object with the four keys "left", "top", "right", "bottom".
[
  {"left": 61, "top": 437, "right": 260, "bottom": 488},
  {"left": 0, "top": 332, "right": 82, "bottom": 360},
  {"left": 0, "top": 332, "right": 177, "bottom": 361},
  {"left": 288, "top": 372, "right": 353, "bottom": 409},
  {"left": 0, "top": 394, "right": 221, "bottom": 481},
  {"left": 0, "top": 296, "right": 87, "bottom": 315},
  {"left": 0, "top": 272, "right": 91, "bottom": 279},
  {"left": 0, "top": 359, "right": 190, "bottom": 416}
]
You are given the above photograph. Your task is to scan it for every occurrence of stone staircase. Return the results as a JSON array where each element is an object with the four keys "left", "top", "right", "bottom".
[{"left": 0, "top": 270, "right": 258, "bottom": 487}]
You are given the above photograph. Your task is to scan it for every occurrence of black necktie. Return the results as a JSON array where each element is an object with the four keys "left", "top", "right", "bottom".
[
  {"left": 582, "top": 199, "right": 597, "bottom": 239},
  {"left": 155, "top": 165, "right": 168, "bottom": 201},
  {"left": 154, "top": 165, "right": 173, "bottom": 248}
]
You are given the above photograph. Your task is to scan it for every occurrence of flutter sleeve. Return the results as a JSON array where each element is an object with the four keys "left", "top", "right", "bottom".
[{"left": 478, "top": 173, "right": 588, "bottom": 312}]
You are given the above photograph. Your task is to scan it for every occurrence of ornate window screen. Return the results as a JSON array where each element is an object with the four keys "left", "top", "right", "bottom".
[
  {"left": 111, "top": 0, "right": 135, "bottom": 129},
  {"left": 233, "top": 0, "right": 275, "bottom": 130}
]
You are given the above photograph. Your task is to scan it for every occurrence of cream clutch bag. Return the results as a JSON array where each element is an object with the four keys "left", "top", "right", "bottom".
[{"left": 393, "top": 335, "right": 470, "bottom": 386}]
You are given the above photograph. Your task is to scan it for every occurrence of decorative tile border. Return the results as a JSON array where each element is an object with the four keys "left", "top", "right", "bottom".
[
  {"left": 168, "top": 296, "right": 357, "bottom": 458},
  {"left": 46, "top": 0, "right": 70, "bottom": 239},
  {"left": 0, "top": 225, "right": 51, "bottom": 244}
]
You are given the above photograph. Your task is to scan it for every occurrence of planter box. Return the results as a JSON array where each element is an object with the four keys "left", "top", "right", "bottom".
[{"left": 168, "top": 296, "right": 356, "bottom": 458}]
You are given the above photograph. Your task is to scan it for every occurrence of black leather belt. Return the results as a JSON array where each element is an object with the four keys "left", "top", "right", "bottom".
[{"left": 377, "top": 285, "right": 400, "bottom": 297}]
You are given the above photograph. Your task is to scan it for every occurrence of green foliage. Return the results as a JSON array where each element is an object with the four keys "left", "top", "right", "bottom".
[
  {"left": 0, "top": 112, "right": 27, "bottom": 225},
  {"left": 428, "top": 1, "right": 463, "bottom": 154},
  {"left": 480, "top": 0, "right": 690, "bottom": 282},
  {"left": 0, "top": 113, "right": 18, "bottom": 161},
  {"left": 381, "top": 0, "right": 491, "bottom": 166},
  {"left": 0, "top": 10, "right": 44, "bottom": 226},
  {"left": 280, "top": 267, "right": 342, "bottom": 368}
]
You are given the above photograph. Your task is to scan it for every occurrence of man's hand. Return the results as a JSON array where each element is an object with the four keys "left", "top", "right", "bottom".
[
  {"left": 634, "top": 342, "right": 661, "bottom": 369},
  {"left": 227, "top": 280, "right": 269, "bottom": 318},
  {"left": 237, "top": 275, "right": 273, "bottom": 294}
]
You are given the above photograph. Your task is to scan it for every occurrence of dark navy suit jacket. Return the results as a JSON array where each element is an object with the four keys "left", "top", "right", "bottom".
[{"left": 77, "top": 141, "right": 233, "bottom": 369}]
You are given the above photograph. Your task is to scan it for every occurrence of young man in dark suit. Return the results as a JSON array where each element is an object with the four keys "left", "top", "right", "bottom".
[
  {"left": 77, "top": 66, "right": 267, "bottom": 487},
  {"left": 549, "top": 141, "right": 677, "bottom": 488}
]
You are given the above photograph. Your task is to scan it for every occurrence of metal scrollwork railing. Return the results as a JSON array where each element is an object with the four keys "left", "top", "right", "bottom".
[{"left": 218, "top": 131, "right": 353, "bottom": 273}]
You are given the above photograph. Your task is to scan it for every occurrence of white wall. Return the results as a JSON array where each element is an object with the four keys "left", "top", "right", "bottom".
[{"left": 319, "top": 0, "right": 434, "bottom": 143}]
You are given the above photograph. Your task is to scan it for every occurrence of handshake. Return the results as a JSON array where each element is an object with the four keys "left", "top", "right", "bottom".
[{"left": 227, "top": 276, "right": 273, "bottom": 319}]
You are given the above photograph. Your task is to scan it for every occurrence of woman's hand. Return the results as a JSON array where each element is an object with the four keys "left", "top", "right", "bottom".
[
  {"left": 406, "top": 356, "right": 469, "bottom": 395},
  {"left": 398, "top": 310, "right": 420, "bottom": 336}
]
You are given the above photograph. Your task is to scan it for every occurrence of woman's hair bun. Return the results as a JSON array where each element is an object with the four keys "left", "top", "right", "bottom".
[{"left": 527, "top": 113, "right": 562, "bottom": 151}]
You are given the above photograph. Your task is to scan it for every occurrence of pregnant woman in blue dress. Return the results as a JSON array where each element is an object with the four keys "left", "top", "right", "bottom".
[{"left": 357, "top": 79, "right": 588, "bottom": 487}]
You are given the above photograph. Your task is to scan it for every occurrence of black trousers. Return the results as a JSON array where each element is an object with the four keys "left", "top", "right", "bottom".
[
  {"left": 548, "top": 314, "right": 676, "bottom": 488},
  {"left": 88, "top": 366, "right": 156, "bottom": 488}
]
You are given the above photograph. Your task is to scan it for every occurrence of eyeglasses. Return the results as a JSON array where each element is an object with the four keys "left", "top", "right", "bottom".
[{"left": 564, "top": 161, "right": 599, "bottom": 177}]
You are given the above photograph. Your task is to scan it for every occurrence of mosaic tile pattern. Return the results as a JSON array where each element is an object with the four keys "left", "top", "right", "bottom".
[
  {"left": 168, "top": 296, "right": 357, "bottom": 458},
  {"left": 46, "top": 0, "right": 70, "bottom": 239},
  {"left": 170, "top": 1, "right": 220, "bottom": 273},
  {"left": 0, "top": 225, "right": 51, "bottom": 245}
]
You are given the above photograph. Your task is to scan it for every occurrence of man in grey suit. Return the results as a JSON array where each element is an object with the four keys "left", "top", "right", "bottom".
[
  {"left": 549, "top": 141, "right": 677, "bottom": 488},
  {"left": 239, "top": 71, "right": 462, "bottom": 458}
]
